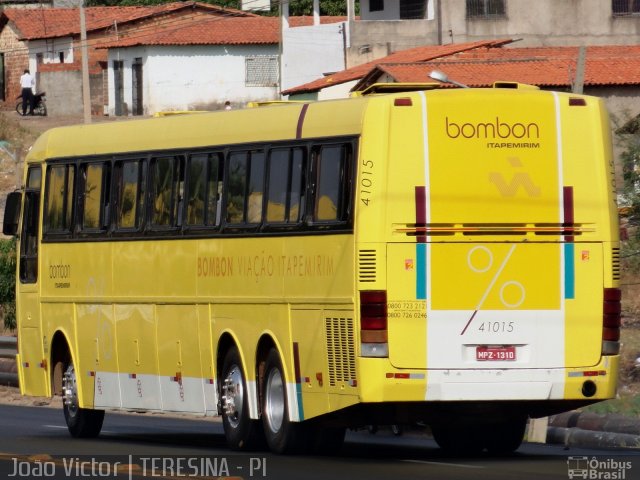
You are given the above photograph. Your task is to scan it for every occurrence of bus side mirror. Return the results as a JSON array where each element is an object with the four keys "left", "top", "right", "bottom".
[{"left": 3, "top": 191, "right": 22, "bottom": 236}]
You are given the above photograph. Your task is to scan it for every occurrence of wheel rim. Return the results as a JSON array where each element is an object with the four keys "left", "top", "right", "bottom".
[
  {"left": 265, "top": 368, "right": 285, "bottom": 434},
  {"left": 62, "top": 364, "right": 79, "bottom": 419},
  {"left": 222, "top": 365, "right": 244, "bottom": 429}
]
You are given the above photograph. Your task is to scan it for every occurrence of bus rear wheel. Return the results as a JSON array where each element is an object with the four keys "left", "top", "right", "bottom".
[
  {"left": 484, "top": 418, "right": 527, "bottom": 455},
  {"left": 261, "top": 348, "right": 307, "bottom": 454},
  {"left": 220, "top": 347, "right": 263, "bottom": 450},
  {"left": 62, "top": 363, "right": 104, "bottom": 438}
]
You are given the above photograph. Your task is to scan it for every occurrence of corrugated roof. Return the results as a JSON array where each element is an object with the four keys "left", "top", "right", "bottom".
[
  {"left": 357, "top": 45, "right": 640, "bottom": 89},
  {"left": 281, "top": 39, "right": 514, "bottom": 95},
  {"left": 3, "top": 1, "right": 254, "bottom": 40},
  {"left": 97, "top": 15, "right": 347, "bottom": 48}
]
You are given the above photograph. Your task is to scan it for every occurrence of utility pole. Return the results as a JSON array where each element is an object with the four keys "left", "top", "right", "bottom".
[{"left": 80, "top": 2, "right": 91, "bottom": 124}]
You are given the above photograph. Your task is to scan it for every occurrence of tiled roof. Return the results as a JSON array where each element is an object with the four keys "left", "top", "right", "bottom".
[
  {"left": 2, "top": 1, "right": 255, "bottom": 40},
  {"left": 281, "top": 39, "right": 514, "bottom": 95},
  {"left": 357, "top": 45, "right": 640, "bottom": 89},
  {"left": 97, "top": 15, "right": 347, "bottom": 48}
]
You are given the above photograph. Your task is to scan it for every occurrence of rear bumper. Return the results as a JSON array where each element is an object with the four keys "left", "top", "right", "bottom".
[{"left": 357, "top": 354, "right": 619, "bottom": 403}]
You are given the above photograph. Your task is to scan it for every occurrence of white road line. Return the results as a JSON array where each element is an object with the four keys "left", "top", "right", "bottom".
[{"left": 402, "top": 459, "right": 485, "bottom": 469}]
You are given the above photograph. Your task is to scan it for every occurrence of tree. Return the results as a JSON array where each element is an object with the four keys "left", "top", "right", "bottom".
[{"left": 85, "top": 0, "right": 355, "bottom": 16}]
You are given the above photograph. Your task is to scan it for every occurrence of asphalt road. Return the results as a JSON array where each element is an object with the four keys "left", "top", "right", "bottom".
[{"left": 0, "top": 404, "right": 638, "bottom": 480}]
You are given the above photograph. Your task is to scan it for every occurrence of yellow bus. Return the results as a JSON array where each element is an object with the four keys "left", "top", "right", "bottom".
[{"left": 3, "top": 82, "right": 620, "bottom": 455}]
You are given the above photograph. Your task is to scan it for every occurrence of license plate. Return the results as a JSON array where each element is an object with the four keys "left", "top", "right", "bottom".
[{"left": 476, "top": 346, "right": 516, "bottom": 361}]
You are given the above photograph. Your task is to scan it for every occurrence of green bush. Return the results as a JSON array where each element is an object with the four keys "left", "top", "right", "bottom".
[{"left": 0, "top": 238, "right": 16, "bottom": 330}]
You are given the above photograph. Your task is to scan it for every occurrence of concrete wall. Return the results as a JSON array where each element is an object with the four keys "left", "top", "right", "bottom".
[
  {"left": 282, "top": 22, "right": 346, "bottom": 92},
  {"left": 348, "top": 0, "right": 640, "bottom": 67},
  {"left": 39, "top": 70, "right": 82, "bottom": 116},
  {"left": 107, "top": 45, "right": 280, "bottom": 116}
]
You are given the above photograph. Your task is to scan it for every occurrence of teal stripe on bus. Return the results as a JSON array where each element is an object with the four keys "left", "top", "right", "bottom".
[
  {"left": 564, "top": 243, "right": 575, "bottom": 299},
  {"left": 416, "top": 243, "right": 427, "bottom": 300}
]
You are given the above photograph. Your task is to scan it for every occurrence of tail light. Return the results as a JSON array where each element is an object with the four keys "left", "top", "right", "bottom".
[
  {"left": 602, "top": 288, "right": 621, "bottom": 355},
  {"left": 360, "top": 290, "right": 388, "bottom": 357}
]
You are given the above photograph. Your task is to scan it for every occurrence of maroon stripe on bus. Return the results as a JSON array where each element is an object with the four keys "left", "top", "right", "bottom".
[
  {"left": 415, "top": 186, "right": 427, "bottom": 243},
  {"left": 296, "top": 104, "right": 309, "bottom": 139},
  {"left": 293, "top": 342, "right": 302, "bottom": 383},
  {"left": 563, "top": 186, "right": 574, "bottom": 242}
]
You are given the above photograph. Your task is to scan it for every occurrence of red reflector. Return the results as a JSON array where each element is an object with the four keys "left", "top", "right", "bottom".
[
  {"left": 360, "top": 290, "right": 388, "bottom": 330},
  {"left": 603, "top": 302, "right": 621, "bottom": 315},
  {"left": 604, "top": 288, "right": 622, "bottom": 301},
  {"left": 603, "top": 327, "right": 620, "bottom": 342},
  {"left": 569, "top": 98, "right": 587, "bottom": 106},
  {"left": 394, "top": 98, "right": 413, "bottom": 107},
  {"left": 603, "top": 313, "right": 621, "bottom": 328},
  {"left": 361, "top": 316, "right": 387, "bottom": 330},
  {"left": 361, "top": 291, "right": 387, "bottom": 303},
  {"left": 583, "top": 371, "right": 599, "bottom": 377},
  {"left": 395, "top": 373, "right": 410, "bottom": 379}
]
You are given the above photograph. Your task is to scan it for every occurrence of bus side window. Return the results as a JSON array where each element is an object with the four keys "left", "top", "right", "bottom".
[
  {"left": 150, "top": 155, "right": 183, "bottom": 228},
  {"left": 226, "top": 150, "right": 265, "bottom": 226},
  {"left": 20, "top": 166, "right": 41, "bottom": 284},
  {"left": 116, "top": 160, "right": 144, "bottom": 230},
  {"left": 186, "top": 152, "right": 223, "bottom": 227},
  {"left": 44, "top": 163, "right": 75, "bottom": 234},
  {"left": 312, "top": 144, "right": 351, "bottom": 223},
  {"left": 80, "top": 162, "right": 110, "bottom": 232},
  {"left": 247, "top": 150, "right": 265, "bottom": 224},
  {"left": 266, "top": 147, "right": 305, "bottom": 225}
]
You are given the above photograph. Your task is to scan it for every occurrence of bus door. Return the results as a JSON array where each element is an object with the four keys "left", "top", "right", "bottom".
[{"left": 17, "top": 165, "right": 48, "bottom": 396}]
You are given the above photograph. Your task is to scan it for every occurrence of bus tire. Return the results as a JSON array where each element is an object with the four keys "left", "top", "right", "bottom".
[
  {"left": 484, "top": 418, "right": 526, "bottom": 455},
  {"left": 62, "top": 363, "right": 104, "bottom": 438},
  {"left": 220, "top": 346, "right": 263, "bottom": 451},
  {"left": 261, "top": 348, "right": 306, "bottom": 454}
]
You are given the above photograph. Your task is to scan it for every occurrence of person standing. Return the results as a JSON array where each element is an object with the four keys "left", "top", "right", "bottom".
[{"left": 20, "top": 69, "right": 35, "bottom": 115}]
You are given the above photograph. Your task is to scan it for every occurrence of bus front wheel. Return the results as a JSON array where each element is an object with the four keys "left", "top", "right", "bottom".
[
  {"left": 220, "top": 347, "right": 263, "bottom": 450},
  {"left": 62, "top": 363, "right": 104, "bottom": 438},
  {"left": 261, "top": 348, "right": 306, "bottom": 454}
]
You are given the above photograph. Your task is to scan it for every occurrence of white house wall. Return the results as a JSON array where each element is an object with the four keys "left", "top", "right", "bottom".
[
  {"left": 107, "top": 45, "right": 279, "bottom": 116},
  {"left": 359, "top": 0, "right": 434, "bottom": 20},
  {"left": 317, "top": 79, "right": 358, "bottom": 100},
  {"left": 29, "top": 37, "right": 74, "bottom": 65},
  {"left": 282, "top": 22, "right": 347, "bottom": 92}
]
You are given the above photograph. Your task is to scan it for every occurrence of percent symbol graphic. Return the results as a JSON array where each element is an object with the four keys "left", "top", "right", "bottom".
[{"left": 459, "top": 245, "right": 524, "bottom": 335}]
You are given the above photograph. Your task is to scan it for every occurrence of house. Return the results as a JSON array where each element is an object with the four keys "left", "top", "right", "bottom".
[
  {"left": 282, "top": 39, "right": 514, "bottom": 100},
  {"left": 97, "top": 15, "right": 346, "bottom": 116},
  {"left": 0, "top": 2, "right": 256, "bottom": 115},
  {"left": 348, "top": 0, "right": 640, "bottom": 68},
  {"left": 349, "top": 45, "right": 640, "bottom": 122}
]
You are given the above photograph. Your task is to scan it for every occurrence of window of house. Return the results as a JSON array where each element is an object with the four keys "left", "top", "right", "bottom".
[
  {"left": 45, "top": 164, "right": 75, "bottom": 233},
  {"left": 466, "top": 0, "right": 506, "bottom": 18},
  {"left": 59, "top": 52, "right": 64, "bottom": 63},
  {"left": 612, "top": 0, "right": 640, "bottom": 15},
  {"left": 369, "top": 0, "right": 384, "bottom": 12},
  {"left": 245, "top": 56, "right": 279, "bottom": 87},
  {"left": 400, "top": 0, "right": 426, "bottom": 19}
]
